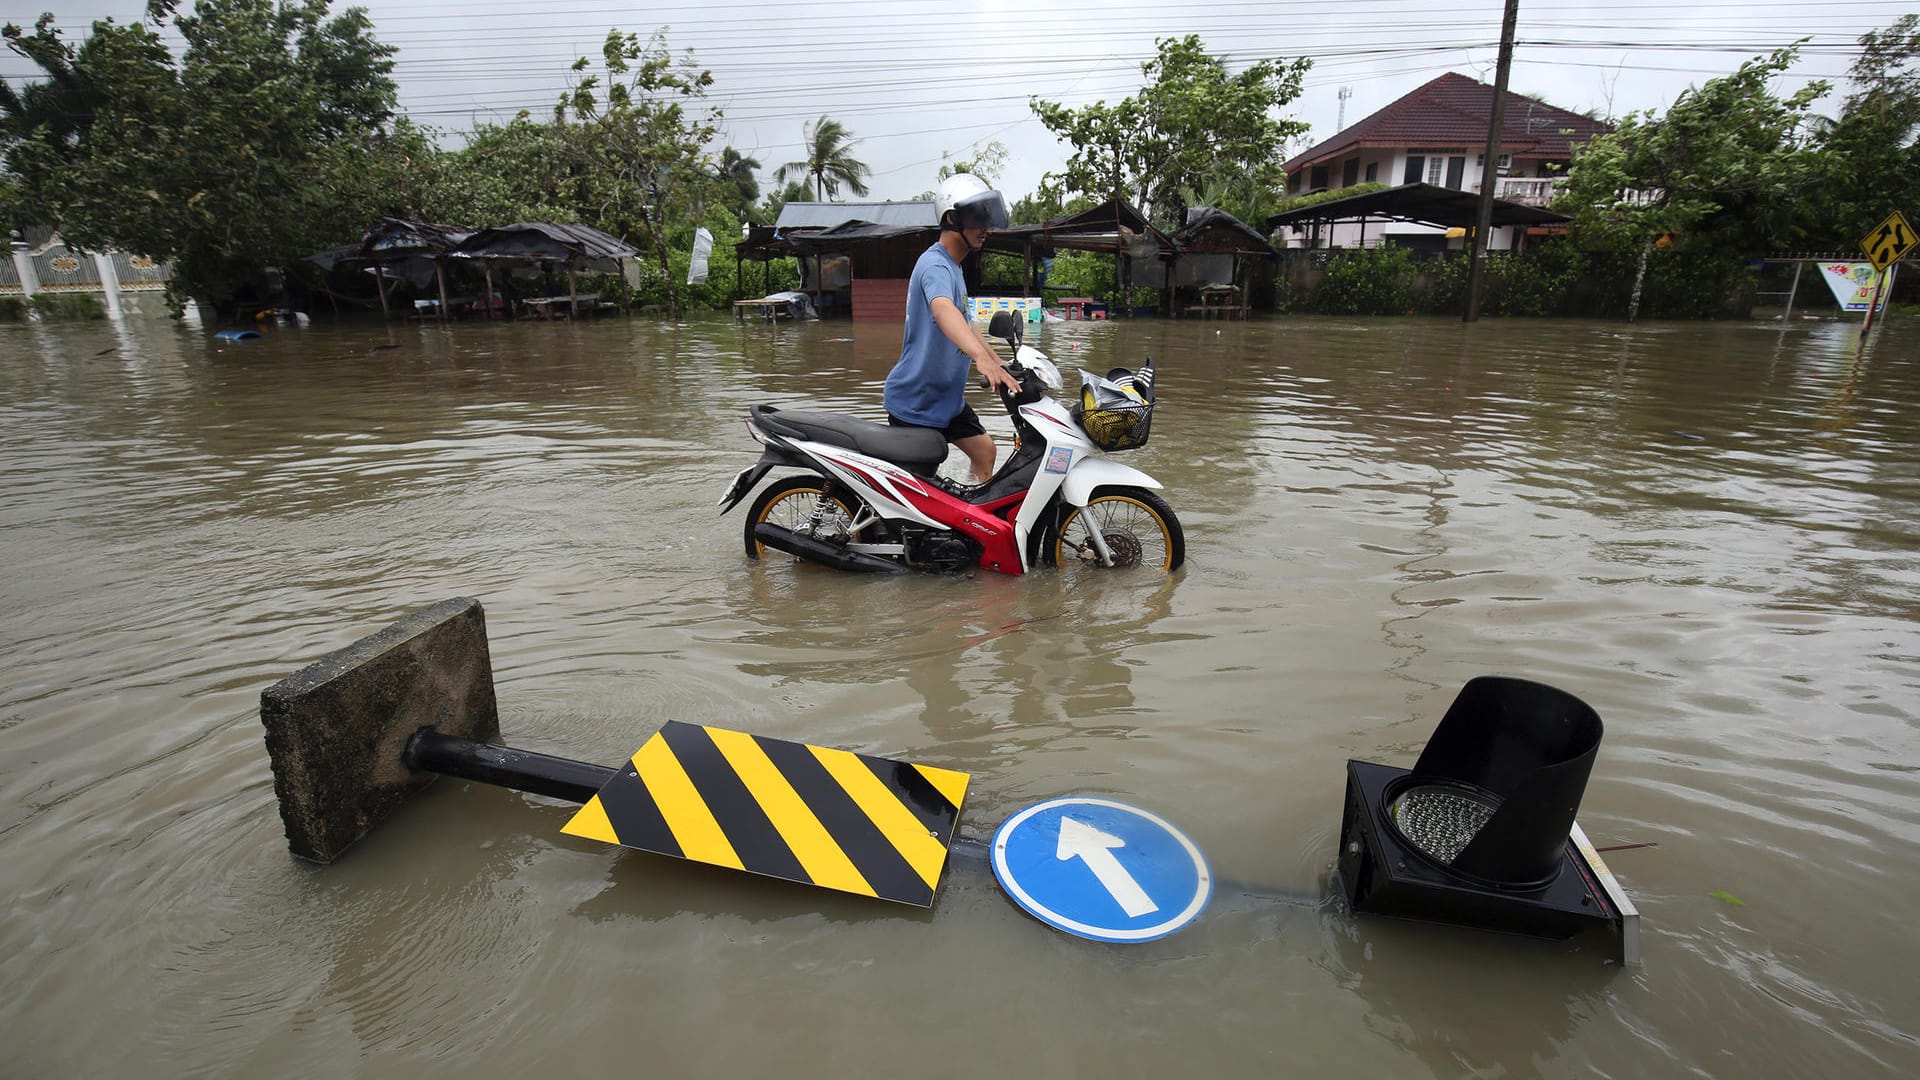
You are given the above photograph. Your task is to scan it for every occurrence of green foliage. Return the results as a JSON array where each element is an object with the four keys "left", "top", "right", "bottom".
[
  {"left": 1030, "top": 35, "right": 1311, "bottom": 228},
  {"left": 28, "top": 291, "right": 106, "bottom": 319},
  {"left": 2, "top": 1, "right": 400, "bottom": 315},
  {"left": 757, "top": 178, "right": 814, "bottom": 226},
  {"left": 1301, "top": 239, "right": 1759, "bottom": 319},
  {"left": 715, "top": 146, "right": 761, "bottom": 221},
  {"left": 1044, "top": 250, "right": 1117, "bottom": 300},
  {"left": 1270, "top": 182, "right": 1387, "bottom": 216},
  {"left": 1010, "top": 189, "right": 1094, "bottom": 225},
  {"left": 0, "top": 295, "right": 28, "bottom": 320},
  {"left": 774, "top": 115, "right": 871, "bottom": 201},
  {"left": 556, "top": 28, "right": 721, "bottom": 318},
  {"left": 1805, "top": 16, "right": 1920, "bottom": 248},
  {"left": 439, "top": 116, "right": 579, "bottom": 224},
  {"left": 935, "top": 140, "right": 1009, "bottom": 185},
  {"left": 1558, "top": 46, "right": 1831, "bottom": 257},
  {"left": 1311, "top": 246, "right": 1416, "bottom": 315}
]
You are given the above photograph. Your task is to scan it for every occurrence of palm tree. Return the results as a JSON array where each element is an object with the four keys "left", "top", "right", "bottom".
[
  {"left": 774, "top": 115, "right": 871, "bottom": 202},
  {"left": 716, "top": 146, "right": 761, "bottom": 215}
]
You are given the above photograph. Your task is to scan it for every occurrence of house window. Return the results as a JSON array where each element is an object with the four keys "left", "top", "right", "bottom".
[
  {"left": 1365, "top": 162, "right": 1378, "bottom": 182},
  {"left": 1310, "top": 165, "right": 1329, "bottom": 190},
  {"left": 1426, "top": 157, "right": 1445, "bottom": 185},
  {"left": 1404, "top": 156, "right": 1425, "bottom": 184},
  {"left": 1445, "top": 156, "right": 1466, "bottom": 189},
  {"left": 1342, "top": 158, "right": 1360, "bottom": 187}
]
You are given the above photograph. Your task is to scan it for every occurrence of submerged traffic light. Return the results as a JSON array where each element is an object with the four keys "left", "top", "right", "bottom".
[{"left": 1337, "top": 676, "right": 1639, "bottom": 963}]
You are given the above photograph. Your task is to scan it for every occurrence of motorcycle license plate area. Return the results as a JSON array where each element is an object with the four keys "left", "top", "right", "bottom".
[{"left": 561, "top": 721, "right": 971, "bottom": 907}]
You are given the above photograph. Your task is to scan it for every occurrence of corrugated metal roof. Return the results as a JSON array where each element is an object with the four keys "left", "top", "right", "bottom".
[
  {"left": 453, "top": 222, "right": 639, "bottom": 264},
  {"left": 775, "top": 201, "right": 937, "bottom": 230},
  {"left": 1284, "top": 73, "right": 1613, "bottom": 173}
]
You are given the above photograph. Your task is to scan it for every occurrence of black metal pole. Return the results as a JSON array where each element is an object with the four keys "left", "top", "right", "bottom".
[
  {"left": 404, "top": 729, "right": 615, "bottom": 804},
  {"left": 1465, "top": 0, "right": 1520, "bottom": 323}
]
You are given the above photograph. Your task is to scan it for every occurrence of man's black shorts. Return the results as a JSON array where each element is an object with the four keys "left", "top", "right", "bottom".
[{"left": 888, "top": 403, "right": 986, "bottom": 442}]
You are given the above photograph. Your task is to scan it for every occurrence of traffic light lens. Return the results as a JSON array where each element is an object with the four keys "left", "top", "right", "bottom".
[{"left": 1390, "top": 784, "right": 1497, "bottom": 864}]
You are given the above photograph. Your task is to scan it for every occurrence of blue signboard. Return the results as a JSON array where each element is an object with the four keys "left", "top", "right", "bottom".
[{"left": 990, "top": 797, "right": 1212, "bottom": 943}]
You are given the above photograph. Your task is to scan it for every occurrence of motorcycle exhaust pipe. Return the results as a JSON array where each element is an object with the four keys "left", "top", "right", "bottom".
[{"left": 753, "top": 522, "right": 907, "bottom": 574}]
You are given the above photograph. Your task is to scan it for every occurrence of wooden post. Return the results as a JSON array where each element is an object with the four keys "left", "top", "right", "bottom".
[
  {"left": 568, "top": 266, "right": 579, "bottom": 319},
  {"left": 435, "top": 259, "right": 450, "bottom": 322},
  {"left": 483, "top": 265, "right": 497, "bottom": 320},
  {"left": 1861, "top": 262, "right": 1897, "bottom": 335},
  {"left": 1465, "top": 0, "right": 1519, "bottom": 323},
  {"left": 374, "top": 265, "right": 390, "bottom": 320},
  {"left": 1781, "top": 261, "right": 1803, "bottom": 321}
]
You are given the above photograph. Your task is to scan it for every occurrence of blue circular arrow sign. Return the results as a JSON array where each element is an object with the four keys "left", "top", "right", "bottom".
[{"left": 990, "top": 796, "right": 1212, "bottom": 943}]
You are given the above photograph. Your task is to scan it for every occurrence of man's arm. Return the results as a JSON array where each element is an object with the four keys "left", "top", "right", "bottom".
[{"left": 930, "top": 296, "right": 1020, "bottom": 394}]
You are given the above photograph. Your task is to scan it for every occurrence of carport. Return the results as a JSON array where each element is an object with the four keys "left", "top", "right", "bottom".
[{"left": 1265, "top": 182, "right": 1570, "bottom": 251}]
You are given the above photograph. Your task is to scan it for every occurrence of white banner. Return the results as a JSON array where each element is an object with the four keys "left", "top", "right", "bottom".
[
  {"left": 1816, "top": 262, "right": 1889, "bottom": 313},
  {"left": 686, "top": 227, "right": 713, "bottom": 285}
]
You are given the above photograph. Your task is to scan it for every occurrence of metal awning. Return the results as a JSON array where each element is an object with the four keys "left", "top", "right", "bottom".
[
  {"left": 453, "top": 222, "right": 638, "bottom": 270},
  {"left": 1265, "top": 183, "right": 1570, "bottom": 231},
  {"left": 783, "top": 220, "right": 936, "bottom": 253}
]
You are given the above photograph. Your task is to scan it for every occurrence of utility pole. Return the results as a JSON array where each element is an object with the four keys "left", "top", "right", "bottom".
[{"left": 1464, "top": 0, "right": 1519, "bottom": 323}]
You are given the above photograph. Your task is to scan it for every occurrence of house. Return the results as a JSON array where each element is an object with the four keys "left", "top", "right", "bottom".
[{"left": 1278, "top": 73, "right": 1613, "bottom": 251}]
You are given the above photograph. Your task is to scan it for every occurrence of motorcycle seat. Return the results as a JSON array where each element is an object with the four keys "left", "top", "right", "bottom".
[{"left": 752, "top": 405, "right": 948, "bottom": 476}]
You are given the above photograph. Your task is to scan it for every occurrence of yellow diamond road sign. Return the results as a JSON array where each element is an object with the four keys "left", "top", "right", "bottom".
[
  {"left": 1862, "top": 211, "right": 1916, "bottom": 272},
  {"left": 562, "top": 721, "right": 970, "bottom": 906}
]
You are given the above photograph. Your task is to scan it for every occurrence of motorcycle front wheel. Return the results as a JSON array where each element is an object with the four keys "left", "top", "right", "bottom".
[
  {"left": 743, "top": 476, "right": 865, "bottom": 560},
  {"left": 1035, "top": 486, "right": 1185, "bottom": 572}
]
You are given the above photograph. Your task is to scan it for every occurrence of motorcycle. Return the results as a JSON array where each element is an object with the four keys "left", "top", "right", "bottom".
[{"left": 718, "top": 311, "right": 1184, "bottom": 576}]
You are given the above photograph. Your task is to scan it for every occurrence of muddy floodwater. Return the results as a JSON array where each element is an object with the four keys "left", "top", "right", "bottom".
[{"left": 3, "top": 309, "right": 1917, "bottom": 1077}]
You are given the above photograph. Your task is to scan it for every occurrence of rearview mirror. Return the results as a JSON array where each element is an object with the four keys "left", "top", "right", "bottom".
[{"left": 986, "top": 310, "right": 1022, "bottom": 345}]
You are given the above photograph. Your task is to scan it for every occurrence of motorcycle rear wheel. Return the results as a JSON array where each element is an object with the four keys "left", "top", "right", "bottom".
[
  {"left": 743, "top": 476, "right": 865, "bottom": 560},
  {"left": 1035, "top": 486, "right": 1185, "bottom": 572}
]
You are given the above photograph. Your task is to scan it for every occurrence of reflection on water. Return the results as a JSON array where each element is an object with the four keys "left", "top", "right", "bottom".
[{"left": 2, "top": 311, "right": 1917, "bottom": 1076}]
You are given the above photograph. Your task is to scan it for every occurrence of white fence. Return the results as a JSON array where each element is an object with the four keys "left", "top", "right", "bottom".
[{"left": 4, "top": 240, "right": 172, "bottom": 313}]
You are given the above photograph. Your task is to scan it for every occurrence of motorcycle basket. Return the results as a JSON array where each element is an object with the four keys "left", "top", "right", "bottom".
[{"left": 1071, "top": 393, "right": 1154, "bottom": 451}]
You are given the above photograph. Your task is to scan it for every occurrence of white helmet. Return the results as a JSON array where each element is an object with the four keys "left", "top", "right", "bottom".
[{"left": 935, "top": 173, "right": 1010, "bottom": 232}]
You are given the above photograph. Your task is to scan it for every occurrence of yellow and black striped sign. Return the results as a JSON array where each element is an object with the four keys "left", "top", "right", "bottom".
[{"left": 561, "top": 721, "right": 970, "bottom": 907}]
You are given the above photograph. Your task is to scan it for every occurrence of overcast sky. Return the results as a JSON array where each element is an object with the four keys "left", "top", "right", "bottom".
[{"left": 8, "top": 1, "right": 1909, "bottom": 202}]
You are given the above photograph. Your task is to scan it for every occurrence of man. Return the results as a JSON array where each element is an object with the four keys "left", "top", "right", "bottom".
[{"left": 884, "top": 173, "right": 1021, "bottom": 486}]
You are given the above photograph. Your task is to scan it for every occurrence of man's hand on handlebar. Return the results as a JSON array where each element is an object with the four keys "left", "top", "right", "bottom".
[{"left": 977, "top": 359, "right": 1021, "bottom": 395}]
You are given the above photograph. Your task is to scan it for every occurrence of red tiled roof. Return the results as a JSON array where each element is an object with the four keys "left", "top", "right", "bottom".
[{"left": 1283, "top": 73, "right": 1613, "bottom": 173}]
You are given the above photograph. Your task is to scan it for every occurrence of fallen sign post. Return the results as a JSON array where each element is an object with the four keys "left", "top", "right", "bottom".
[{"left": 258, "top": 597, "right": 969, "bottom": 905}]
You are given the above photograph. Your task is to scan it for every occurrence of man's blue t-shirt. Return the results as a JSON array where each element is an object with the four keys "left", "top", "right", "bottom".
[{"left": 883, "top": 243, "right": 968, "bottom": 427}]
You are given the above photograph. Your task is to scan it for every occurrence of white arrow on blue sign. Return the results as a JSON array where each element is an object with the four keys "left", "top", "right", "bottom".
[{"left": 990, "top": 796, "right": 1212, "bottom": 943}]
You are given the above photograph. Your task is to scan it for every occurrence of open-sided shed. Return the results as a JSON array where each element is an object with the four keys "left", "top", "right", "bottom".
[
  {"left": 985, "top": 199, "right": 1175, "bottom": 308},
  {"left": 454, "top": 221, "right": 639, "bottom": 318},
  {"left": 1163, "top": 208, "right": 1278, "bottom": 317}
]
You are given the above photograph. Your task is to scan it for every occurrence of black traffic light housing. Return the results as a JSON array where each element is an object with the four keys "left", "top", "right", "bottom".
[{"left": 1337, "top": 677, "right": 1639, "bottom": 961}]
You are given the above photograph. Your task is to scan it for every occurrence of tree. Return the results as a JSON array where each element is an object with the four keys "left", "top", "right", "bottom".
[
  {"left": 758, "top": 178, "right": 814, "bottom": 225},
  {"left": 936, "top": 140, "right": 1008, "bottom": 184},
  {"left": 2, "top": 1, "right": 400, "bottom": 315},
  {"left": 774, "top": 115, "right": 871, "bottom": 201},
  {"left": 1557, "top": 46, "right": 1831, "bottom": 316},
  {"left": 715, "top": 145, "right": 761, "bottom": 218},
  {"left": 556, "top": 28, "right": 721, "bottom": 318},
  {"left": 1807, "top": 16, "right": 1920, "bottom": 247},
  {"left": 1030, "top": 35, "right": 1310, "bottom": 227}
]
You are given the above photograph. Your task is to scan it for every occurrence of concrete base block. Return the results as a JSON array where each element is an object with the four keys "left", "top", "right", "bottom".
[{"left": 260, "top": 597, "right": 500, "bottom": 863}]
